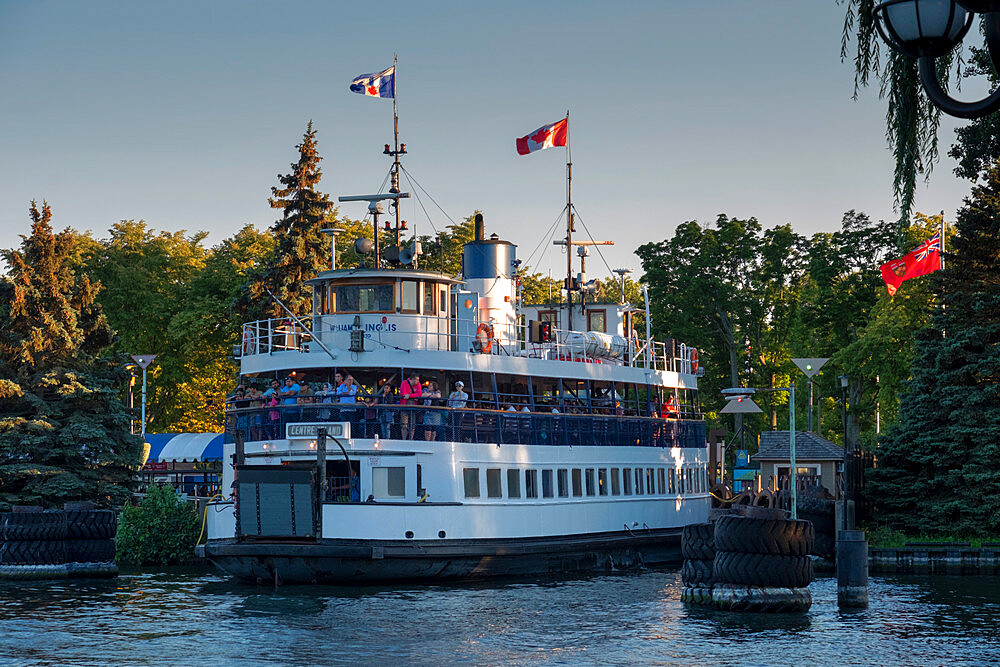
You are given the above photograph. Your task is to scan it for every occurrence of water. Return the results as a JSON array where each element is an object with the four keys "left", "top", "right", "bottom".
[{"left": 1, "top": 569, "right": 998, "bottom": 666}]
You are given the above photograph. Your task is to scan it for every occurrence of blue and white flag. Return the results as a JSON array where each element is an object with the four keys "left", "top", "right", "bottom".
[{"left": 349, "top": 66, "right": 395, "bottom": 99}]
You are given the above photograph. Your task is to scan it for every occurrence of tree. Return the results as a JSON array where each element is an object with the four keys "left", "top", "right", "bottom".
[
  {"left": 868, "top": 165, "right": 1000, "bottom": 536},
  {"left": 415, "top": 214, "right": 477, "bottom": 277},
  {"left": 0, "top": 202, "right": 141, "bottom": 510},
  {"left": 236, "top": 121, "right": 334, "bottom": 321}
]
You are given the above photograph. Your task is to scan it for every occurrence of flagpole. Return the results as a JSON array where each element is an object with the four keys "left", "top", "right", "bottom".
[
  {"left": 392, "top": 53, "right": 401, "bottom": 248},
  {"left": 565, "top": 110, "right": 573, "bottom": 331},
  {"left": 940, "top": 209, "right": 945, "bottom": 271}
]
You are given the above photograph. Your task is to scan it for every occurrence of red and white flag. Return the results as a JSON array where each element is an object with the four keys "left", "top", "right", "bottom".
[
  {"left": 879, "top": 231, "right": 942, "bottom": 296},
  {"left": 516, "top": 117, "right": 568, "bottom": 155}
]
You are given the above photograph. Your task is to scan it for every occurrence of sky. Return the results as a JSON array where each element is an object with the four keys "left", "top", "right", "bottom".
[{"left": 0, "top": 0, "right": 980, "bottom": 277}]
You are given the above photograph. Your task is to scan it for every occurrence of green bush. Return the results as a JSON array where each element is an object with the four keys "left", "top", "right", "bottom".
[{"left": 116, "top": 485, "right": 200, "bottom": 566}]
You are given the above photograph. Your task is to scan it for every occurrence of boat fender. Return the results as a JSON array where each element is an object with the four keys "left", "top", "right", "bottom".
[{"left": 475, "top": 322, "right": 494, "bottom": 354}]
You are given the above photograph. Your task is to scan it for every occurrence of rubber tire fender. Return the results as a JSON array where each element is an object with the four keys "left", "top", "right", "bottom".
[
  {"left": 0, "top": 539, "right": 68, "bottom": 565},
  {"left": 714, "top": 515, "right": 814, "bottom": 556},
  {"left": 65, "top": 510, "right": 117, "bottom": 540},
  {"left": 1, "top": 511, "right": 68, "bottom": 541},
  {"left": 681, "top": 558, "right": 714, "bottom": 586},
  {"left": 681, "top": 522, "right": 715, "bottom": 560},
  {"left": 713, "top": 551, "right": 814, "bottom": 588}
]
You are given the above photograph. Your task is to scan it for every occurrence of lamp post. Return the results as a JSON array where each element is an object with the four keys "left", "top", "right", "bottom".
[
  {"left": 873, "top": 0, "right": 1000, "bottom": 119},
  {"left": 130, "top": 354, "right": 158, "bottom": 442},
  {"left": 721, "top": 385, "right": 798, "bottom": 520},
  {"left": 840, "top": 374, "right": 850, "bottom": 530},
  {"left": 792, "top": 358, "right": 829, "bottom": 433}
]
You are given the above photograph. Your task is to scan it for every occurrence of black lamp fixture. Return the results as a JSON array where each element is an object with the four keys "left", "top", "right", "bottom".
[{"left": 874, "top": 0, "right": 1000, "bottom": 118}]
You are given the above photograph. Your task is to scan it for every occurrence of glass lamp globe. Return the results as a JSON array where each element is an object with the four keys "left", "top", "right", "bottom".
[{"left": 875, "top": 0, "right": 973, "bottom": 58}]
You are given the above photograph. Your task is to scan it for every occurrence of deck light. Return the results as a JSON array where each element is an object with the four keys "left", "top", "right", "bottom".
[{"left": 873, "top": 0, "right": 1000, "bottom": 118}]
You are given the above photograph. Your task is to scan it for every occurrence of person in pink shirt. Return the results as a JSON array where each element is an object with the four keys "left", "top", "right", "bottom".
[{"left": 399, "top": 371, "right": 422, "bottom": 439}]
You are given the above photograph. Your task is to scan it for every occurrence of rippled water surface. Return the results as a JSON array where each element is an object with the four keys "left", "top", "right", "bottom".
[{"left": 1, "top": 569, "right": 998, "bottom": 666}]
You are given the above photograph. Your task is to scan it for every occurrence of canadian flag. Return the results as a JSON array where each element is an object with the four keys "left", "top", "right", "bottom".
[{"left": 516, "top": 117, "right": 568, "bottom": 155}]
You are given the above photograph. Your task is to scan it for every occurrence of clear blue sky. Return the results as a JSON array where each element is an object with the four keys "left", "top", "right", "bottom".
[{"left": 0, "top": 0, "right": 975, "bottom": 275}]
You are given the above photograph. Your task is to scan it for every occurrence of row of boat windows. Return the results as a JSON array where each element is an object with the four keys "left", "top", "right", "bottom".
[{"left": 462, "top": 465, "right": 708, "bottom": 500}]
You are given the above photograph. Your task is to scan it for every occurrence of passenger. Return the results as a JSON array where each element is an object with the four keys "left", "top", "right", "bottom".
[
  {"left": 374, "top": 381, "right": 396, "bottom": 439},
  {"left": 422, "top": 380, "right": 442, "bottom": 442},
  {"left": 267, "top": 392, "right": 280, "bottom": 438},
  {"left": 280, "top": 376, "right": 299, "bottom": 405},
  {"left": 447, "top": 381, "right": 469, "bottom": 441},
  {"left": 338, "top": 375, "right": 359, "bottom": 433},
  {"left": 399, "top": 372, "right": 422, "bottom": 439},
  {"left": 298, "top": 383, "right": 314, "bottom": 403},
  {"left": 663, "top": 394, "right": 679, "bottom": 419},
  {"left": 505, "top": 404, "right": 516, "bottom": 412}
]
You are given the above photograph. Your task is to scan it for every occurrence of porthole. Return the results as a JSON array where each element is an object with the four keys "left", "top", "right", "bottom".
[
  {"left": 405, "top": 530, "right": 414, "bottom": 539},
  {"left": 438, "top": 530, "right": 446, "bottom": 538}
]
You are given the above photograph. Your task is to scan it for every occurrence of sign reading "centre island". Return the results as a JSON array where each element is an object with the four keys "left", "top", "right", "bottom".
[{"left": 285, "top": 422, "right": 348, "bottom": 440}]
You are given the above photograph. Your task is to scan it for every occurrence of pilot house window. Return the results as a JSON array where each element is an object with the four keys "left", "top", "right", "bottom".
[
  {"left": 401, "top": 280, "right": 419, "bottom": 312},
  {"left": 330, "top": 284, "right": 393, "bottom": 313}
]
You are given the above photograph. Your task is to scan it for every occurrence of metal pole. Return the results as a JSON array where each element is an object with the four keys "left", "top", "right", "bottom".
[
  {"left": 808, "top": 377, "right": 813, "bottom": 432},
  {"left": 841, "top": 380, "right": 849, "bottom": 530},
  {"left": 642, "top": 285, "right": 652, "bottom": 370},
  {"left": 316, "top": 428, "right": 328, "bottom": 504},
  {"left": 566, "top": 111, "right": 574, "bottom": 331},
  {"left": 141, "top": 366, "right": 148, "bottom": 442},
  {"left": 789, "top": 384, "right": 797, "bottom": 521}
]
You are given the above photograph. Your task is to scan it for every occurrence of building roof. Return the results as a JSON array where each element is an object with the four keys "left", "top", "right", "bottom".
[
  {"left": 145, "top": 433, "right": 223, "bottom": 462},
  {"left": 754, "top": 431, "right": 844, "bottom": 462}
]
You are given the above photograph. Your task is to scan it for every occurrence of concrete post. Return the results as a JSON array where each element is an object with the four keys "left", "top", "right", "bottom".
[{"left": 837, "top": 529, "right": 868, "bottom": 608}]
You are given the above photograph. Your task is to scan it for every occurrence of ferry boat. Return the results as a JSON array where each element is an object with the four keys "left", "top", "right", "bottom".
[{"left": 198, "top": 119, "right": 710, "bottom": 584}]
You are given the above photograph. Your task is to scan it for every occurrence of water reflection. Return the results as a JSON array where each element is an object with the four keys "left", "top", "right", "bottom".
[{"left": 0, "top": 569, "right": 999, "bottom": 665}]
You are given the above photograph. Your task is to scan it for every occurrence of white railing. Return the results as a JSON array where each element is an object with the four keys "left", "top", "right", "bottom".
[{"left": 238, "top": 315, "right": 698, "bottom": 373}]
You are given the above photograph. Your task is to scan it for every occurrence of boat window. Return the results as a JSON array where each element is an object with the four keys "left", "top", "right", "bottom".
[
  {"left": 669, "top": 469, "right": 676, "bottom": 494},
  {"left": 686, "top": 469, "right": 693, "bottom": 494},
  {"left": 587, "top": 309, "right": 606, "bottom": 333},
  {"left": 401, "top": 280, "right": 419, "bottom": 313},
  {"left": 486, "top": 468, "right": 502, "bottom": 498},
  {"left": 423, "top": 282, "right": 435, "bottom": 314},
  {"left": 539, "top": 310, "right": 558, "bottom": 326},
  {"left": 657, "top": 468, "right": 666, "bottom": 494},
  {"left": 585, "top": 469, "right": 596, "bottom": 496},
  {"left": 623, "top": 468, "right": 633, "bottom": 495},
  {"left": 571, "top": 469, "right": 582, "bottom": 497},
  {"left": 542, "top": 470, "right": 553, "bottom": 498},
  {"left": 507, "top": 469, "right": 521, "bottom": 498},
  {"left": 598, "top": 469, "right": 608, "bottom": 496},
  {"left": 330, "top": 283, "right": 394, "bottom": 313},
  {"left": 463, "top": 468, "right": 480, "bottom": 498},
  {"left": 557, "top": 469, "right": 568, "bottom": 497},
  {"left": 634, "top": 468, "right": 644, "bottom": 495},
  {"left": 439, "top": 286, "right": 448, "bottom": 314},
  {"left": 610, "top": 469, "right": 621, "bottom": 495},
  {"left": 646, "top": 468, "right": 655, "bottom": 495},
  {"left": 372, "top": 467, "right": 405, "bottom": 499},
  {"left": 525, "top": 470, "right": 538, "bottom": 498}
]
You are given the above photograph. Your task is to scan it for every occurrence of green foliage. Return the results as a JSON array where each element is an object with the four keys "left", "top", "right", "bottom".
[
  {"left": 415, "top": 214, "right": 477, "bottom": 277},
  {"left": 869, "top": 163, "right": 1000, "bottom": 536},
  {"left": 116, "top": 484, "right": 200, "bottom": 565},
  {"left": 236, "top": 120, "right": 334, "bottom": 321},
  {"left": 0, "top": 202, "right": 142, "bottom": 510}
]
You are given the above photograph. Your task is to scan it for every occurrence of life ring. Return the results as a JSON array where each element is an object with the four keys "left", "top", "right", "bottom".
[
  {"left": 690, "top": 347, "right": 699, "bottom": 373},
  {"left": 475, "top": 322, "right": 495, "bottom": 354},
  {"left": 241, "top": 328, "right": 257, "bottom": 356}
]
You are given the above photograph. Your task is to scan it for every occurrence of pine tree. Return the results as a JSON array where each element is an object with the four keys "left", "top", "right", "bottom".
[
  {"left": 0, "top": 202, "right": 142, "bottom": 510},
  {"left": 869, "top": 166, "right": 1000, "bottom": 536},
  {"left": 236, "top": 121, "right": 334, "bottom": 321}
]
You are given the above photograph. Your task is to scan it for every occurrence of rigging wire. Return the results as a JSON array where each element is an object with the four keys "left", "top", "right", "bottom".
[
  {"left": 399, "top": 164, "right": 452, "bottom": 230},
  {"left": 399, "top": 168, "right": 440, "bottom": 235},
  {"left": 521, "top": 205, "right": 568, "bottom": 271},
  {"left": 571, "top": 205, "right": 616, "bottom": 278}
]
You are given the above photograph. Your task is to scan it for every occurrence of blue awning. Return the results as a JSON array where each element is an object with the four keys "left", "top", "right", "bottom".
[{"left": 146, "top": 433, "right": 224, "bottom": 462}]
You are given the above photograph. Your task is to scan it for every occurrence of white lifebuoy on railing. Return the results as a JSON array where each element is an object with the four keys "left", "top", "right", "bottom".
[{"left": 241, "top": 327, "right": 257, "bottom": 356}]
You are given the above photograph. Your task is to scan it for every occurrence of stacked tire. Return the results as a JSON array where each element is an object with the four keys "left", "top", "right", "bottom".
[
  {"left": 64, "top": 506, "right": 117, "bottom": 564},
  {"left": 0, "top": 510, "right": 68, "bottom": 565},
  {"left": 680, "top": 523, "right": 715, "bottom": 604},
  {"left": 711, "top": 514, "right": 814, "bottom": 612}
]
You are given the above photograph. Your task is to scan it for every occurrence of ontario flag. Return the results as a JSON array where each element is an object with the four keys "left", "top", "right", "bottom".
[
  {"left": 349, "top": 65, "right": 395, "bottom": 99},
  {"left": 879, "top": 231, "right": 942, "bottom": 296},
  {"left": 516, "top": 117, "right": 568, "bottom": 155}
]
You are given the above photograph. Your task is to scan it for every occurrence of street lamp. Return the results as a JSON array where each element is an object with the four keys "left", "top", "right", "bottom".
[
  {"left": 873, "top": 0, "right": 1000, "bottom": 118},
  {"left": 721, "top": 385, "right": 798, "bottom": 520},
  {"left": 840, "top": 374, "right": 850, "bottom": 530},
  {"left": 130, "top": 354, "right": 158, "bottom": 442},
  {"left": 792, "top": 357, "right": 829, "bottom": 433}
]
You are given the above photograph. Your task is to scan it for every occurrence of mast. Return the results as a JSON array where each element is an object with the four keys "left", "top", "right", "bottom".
[
  {"left": 391, "top": 53, "right": 402, "bottom": 248},
  {"left": 566, "top": 110, "right": 574, "bottom": 331}
]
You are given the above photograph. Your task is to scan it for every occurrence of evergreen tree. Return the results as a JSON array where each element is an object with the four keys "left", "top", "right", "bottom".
[
  {"left": 236, "top": 121, "right": 334, "bottom": 321},
  {"left": 0, "top": 202, "right": 141, "bottom": 510},
  {"left": 869, "top": 166, "right": 1000, "bottom": 536}
]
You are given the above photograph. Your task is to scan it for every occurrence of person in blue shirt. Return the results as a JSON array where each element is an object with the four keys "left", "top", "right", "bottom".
[
  {"left": 337, "top": 375, "right": 358, "bottom": 403},
  {"left": 280, "top": 376, "right": 300, "bottom": 405}
]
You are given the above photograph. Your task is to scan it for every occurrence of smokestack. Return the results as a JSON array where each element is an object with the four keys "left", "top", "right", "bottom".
[{"left": 474, "top": 213, "right": 484, "bottom": 241}]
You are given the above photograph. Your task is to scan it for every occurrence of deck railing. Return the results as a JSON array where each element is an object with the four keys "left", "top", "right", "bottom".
[
  {"left": 224, "top": 404, "right": 706, "bottom": 449},
  {"left": 238, "top": 315, "right": 696, "bottom": 373}
]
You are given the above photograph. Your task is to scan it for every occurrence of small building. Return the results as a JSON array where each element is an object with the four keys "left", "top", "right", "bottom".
[{"left": 753, "top": 431, "right": 843, "bottom": 497}]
